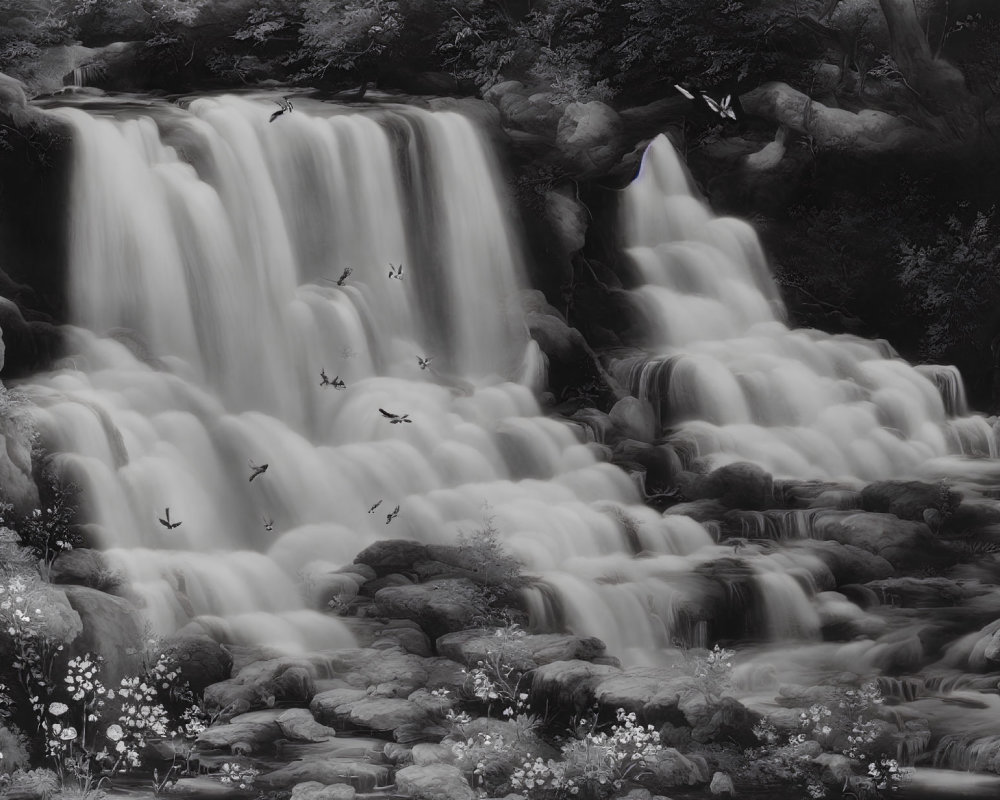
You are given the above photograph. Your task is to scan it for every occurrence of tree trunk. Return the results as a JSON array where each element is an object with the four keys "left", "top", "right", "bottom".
[{"left": 877, "top": 0, "right": 979, "bottom": 128}]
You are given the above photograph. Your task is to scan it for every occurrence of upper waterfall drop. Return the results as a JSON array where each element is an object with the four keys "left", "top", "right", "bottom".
[{"left": 616, "top": 134, "right": 997, "bottom": 482}]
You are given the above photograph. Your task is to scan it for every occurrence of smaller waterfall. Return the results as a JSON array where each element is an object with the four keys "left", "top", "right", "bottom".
[{"left": 615, "top": 135, "right": 998, "bottom": 482}]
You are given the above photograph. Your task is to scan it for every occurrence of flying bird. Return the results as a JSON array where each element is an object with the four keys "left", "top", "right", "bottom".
[
  {"left": 388, "top": 263, "right": 403, "bottom": 280},
  {"left": 158, "top": 508, "right": 182, "bottom": 530},
  {"left": 263, "top": 515, "right": 274, "bottom": 532},
  {"left": 379, "top": 408, "right": 411, "bottom": 424},
  {"left": 417, "top": 356, "right": 433, "bottom": 370},
  {"left": 368, "top": 500, "right": 383, "bottom": 514},
  {"left": 332, "top": 375, "right": 347, "bottom": 390},
  {"left": 248, "top": 459, "right": 269, "bottom": 482},
  {"left": 269, "top": 97, "right": 293, "bottom": 123},
  {"left": 320, "top": 369, "right": 331, "bottom": 386},
  {"left": 702, "top": 93, "right": 737, "bottom": 120},
  {"left": 385, "top": 505, "right": 400, "bottom": 525}
]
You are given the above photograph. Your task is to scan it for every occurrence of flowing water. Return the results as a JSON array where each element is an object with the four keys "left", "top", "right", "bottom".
[{"left": 12, "top": 97, "right": 1000, "bottom": 778}]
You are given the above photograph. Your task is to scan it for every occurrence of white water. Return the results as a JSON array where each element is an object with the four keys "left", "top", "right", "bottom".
[
  {"left": 615, "top": 135, "right": 998, "bottom": 483},
  {"left": 21, "top": 96, "right": 779, "bottom": 656}
]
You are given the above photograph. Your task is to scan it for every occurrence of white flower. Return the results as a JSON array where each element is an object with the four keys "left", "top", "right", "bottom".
[
  {"left": 48, "top": 702, "right": 68, "bottom": 717},
  {"left": 106, "top": 724, "right": 124, "bottom": 742},
  {"left": 60, "top": 727, "right": 78, "bottom": 741}
]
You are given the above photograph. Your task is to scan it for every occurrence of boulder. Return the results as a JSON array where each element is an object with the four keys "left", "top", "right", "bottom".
[
  {"left": 310, "top": 689, "right": 429, "bottom": 733},
  {"left": 790, "top": 540, "right": 895, "bottom": 585},
  {"left": 411, "top": 742, "right": 456, "bottom": 766},
  {"left": 164, "top": 635, "right": 232, "bottom": 693},
  {"left": 861, "top": 480, "right": 960, "bottom": 521},
  {"left": 709, "top": 771, "right": 735, "bottom": 796},
  {"left": 290, "top": 781, "right": 356, "bottom": 800},
  {"left": 195, "top": 709, "right": 283, "bottom": 752},
  {"left": 276, "top": 708, "right": 339, "bottom": 742},
  {"left": 257, "top": 760, "right": 389, "bottom": 791},
  {"left": 647, "top": 747, "right": 710, "bottom": 788},
  {"left": 529, "top": 660, "right": 622, "bottom": 714},
  {"left": 61, "top": 585, "right": 143, "bottom": 680},
  {"left": 437, "top": 629, "right": 606, "bottom": 670},
  {"left": 395, "top": 764, "right": 475, "bottom": 800},
  {"left": 555, "top": 101, "right": 626, "bottom": 172},
  {"left": 812, "top": 511, "right": 947, "bottom": 570},
  {"left": 699, "top": 462, "right": 774, "bottom": 510},
  {"left": 544, "top": 185, "right": 589, "bottom": 254},
  {"left": 373, "top": 580, "right": 479, "bottom": 639},
  {"left": 609, "top": 397, "right": 657, "bottom": 443},
  {"left": 354, "top": 540, "right": 429, "bottom": 576},
  {"left": 483, "top": 82, "right": 563, "bottom": 136}
]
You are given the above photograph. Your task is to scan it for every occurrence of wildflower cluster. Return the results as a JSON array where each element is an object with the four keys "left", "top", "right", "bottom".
[
  {"left": 691, "top": 644, "right": 736, "bottom": 703},
  {"left": 510, "top": 709, "right": 664, "bottom": 799},
  {"left": 0, "top": 576, "right": 66, "bottom": 704},
  {"left": 461, "top": 623, "right": 531, "bottom": 715},
  {"left": 868, "top": 757, "right": 902, "bottom": 791},
  {"left": 217, "top": 761, "right": 259, "bottom": 790},
  {"left": 452, "top": 729, "right": 519, "bottom": 794}
]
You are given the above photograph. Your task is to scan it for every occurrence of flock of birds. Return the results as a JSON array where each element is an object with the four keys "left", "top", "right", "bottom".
[{"left": 156, "top": 243, "right": 431, "bottom": 536}]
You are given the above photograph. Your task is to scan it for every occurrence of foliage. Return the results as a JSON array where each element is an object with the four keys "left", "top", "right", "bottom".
[
  {"left": 452, "top": 510, "right": 527, "bottom": 626},
  {"left": 675, "top": 643, "right": 736, "bottom": 705},
  {"left": 6, "top": 470, "right": 81, "bottom": 573}
]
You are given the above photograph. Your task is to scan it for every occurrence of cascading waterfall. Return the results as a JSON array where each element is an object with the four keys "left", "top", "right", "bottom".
[
  {"left": 23, "top": 95, "right": 814, "bottom": 660},
  {"left": 615, "top": 134, "right": 998, "bottom": 483}
]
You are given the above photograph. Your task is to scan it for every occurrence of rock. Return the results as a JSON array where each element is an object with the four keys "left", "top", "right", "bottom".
[
  {"left": 61, "top": 585, "right": 143, "bottom": 680},
  {"left": 290, "top": 781, "right": 356, "bottom": 800},
  {"left": 529, "top": 660, "right": 622, "bottom": 714},
  {"left": 395, "top": 764, "right": 474, "bottom": 800},
  {"left": 437, "top": 629, "right": 606, "bottom": 670},
  {"left": 383, "top": 742, "right": 413, "bottom": 764},
  {"left": 196, "top": 709, "right": 284, "bottom": 752},
  {"left": 745, "top": 126, "right": 789, "bottom": 172},
  {"left": 811, "top": 511, "right": 947, "bottom": 570},
  {"left": 861, "top": 480, "right": 960, "bottom": 521},
  {"left": 690, "top": 697, "right": 760, "bottom": 746},
  {"left": 0, "top": 388, "right": 38, "bottom": 511},
  {"left": 354, "top": 540, "right": 429, "bottom": 577},
  {"left": 326, "top": 647, "right": 432, "bottom": 693},
  {"left": 483, "top": 82, "right": 563, "bottom": 136},
  {"left": 276, "top": 708, "right": 339, "bottom": 742},
  {"left": 709, "top": 771, "right": 735, "bottom": 796},
  {"left": 373, "top": 580, "right": 478, "bottom": 639},
  {"left": 203, "top": 678, "right": 275, "bottom": 718},
  {"left": 411, "top": 742, "right": 455, "bottom": 766},
  {"left": 545, "top": 185, "right": 588, "bottom": 254},
  {"left": 556, "top": 101, "right": 625, "bottom": 173},
  {"left": 699, "top": 462, "right": 774, "bottom": 510},
  {"left": 609, "top": 397, "right": 657, "bottom": 442},
  {"left": 257, "top": 760, "right": 389, "bottom": 791},
  {"left": 361, "top": 573, "right": 414, "bottom": 595},
  {"left": 647, "top": 748, "right": 709, "bottom": 788},
  {"left": 813, "top": 752, "right": 853, "bottom": 784},
  {"left": 164, "top": 635, "right": 232, "bottom": 693},
  {"left": 310, "top": 688, "right": 429, "bottom": 733},
  {"left": 790, "top": 540, "right": 895, "bottom": 585}
]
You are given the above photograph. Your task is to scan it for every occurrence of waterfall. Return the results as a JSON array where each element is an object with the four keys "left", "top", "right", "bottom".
[
  {"left": 616, "top": 134, "right": 998, "bottom": 482},
  {"left": 19, "top": 95, "right": 755, "bottom": 655}
]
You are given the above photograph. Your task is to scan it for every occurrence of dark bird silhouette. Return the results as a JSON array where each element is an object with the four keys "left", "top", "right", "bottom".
[
  {"left": 269, "top": 97, "right": 293, "bottom": 123},
  {"left": 320, "top": 368, "right": 331, "bottom": 386},
  {"left": 388, "top": 263, "right": 403, "bottom": 280},
  {"left": 263, "top": 515, "right": 274, "bottom": 532},
  {"left": 249, "top": 459, "right": 269, "bottom": 482},
  {"left": 322, "top": 267, "right": 353, "bottom": 286},
  {"left": 158, "top": 508, "right": 182, "bottom": 530},
  {"left": 332, "top": 375, "right": 347, "bottom": 390},
  {"left": 379, "top": 408, "right": 412, "bottom": 424},
  {"left": 385, "top": 505, "right": 400, "bottom": 525},
  {"left": 368, "top": 500, "right": 383, "bottom": 514},
  {"left": 417, "top": 356, "right": 432, "bottom": 370}
]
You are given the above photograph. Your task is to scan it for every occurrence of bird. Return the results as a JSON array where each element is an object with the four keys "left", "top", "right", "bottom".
[
  {"left": 388, "top": 263, "right": 403, "bottom": 280},
  {"left": 248, "top": 459, "right": 269, "bottom": 482},
  {"left": 263, "top": 515, "right": 274, "bottom": 532},
  {"left": 730, "top": 537, "right": 748, "bottom": 555},
  {"left": 158, "top": 508, "right": 182, "bottom": 530},
  {"left": 379, "top": 408, "right": 412, "bottom": 424},
  {"left": 269, "top": 97, "right": 293, "bottom": 123},
  {"left": 386, "top": 505, "right": 400, "bottom": 525},
  {"left": 322, "top": 267, "right": 353, "bottom": 286},
  {"left": 368, "top": 500, "right": 383, "bottom": 514},
  {"left": 702, "top": 93, "right": 737, "bottom": 120},
  {"left": 417, "top": 356, "right": 432, "bottom": 370},
  {"left": 320, "top": 369, "right": 331, "bottom": 386},
  {"left": 332, "top": 376, "right": 347, "bottom": 390}
]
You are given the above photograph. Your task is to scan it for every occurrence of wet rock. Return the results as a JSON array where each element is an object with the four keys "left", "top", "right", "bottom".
[
  {"left": 290, "top": 781, "right": 356, "bottom": 800},
  {"left": 395, "top": 763, "right": 475, "bottom": 800},
  {"left": 276, "top": 708, "right": 339, "bottom": 742},
  {"left": 709, "top": 771, "right": 735, "bottom": 796},
  {"left": 437, "top": 629, "right": 606, "bottom": 669},
  {"left": 361, "top": 573, "right": 414, "bottom": 596},
  {"left": 545, "top": 185, "right": 588, "bottom": 254},
  {"left": 864, "top": 577, "right": 966, "bottom": 608},
  {"left": 354, "top": 540, "right": 429, "bottom": 577},
  {"left": 529, "top": 660, "right": 622, "bottom": 714},
  {"left": 62, "top": 585, "right": 143, "bottom": 680},
  {"left": 257, "top": 759, "right": 389, "bottom": 791},
  {"left": 791, "top": 540, "right": 895, "bottom": 585},
  {"left": 484, "top": 82, "right": 563, "bottom": 136},
  {"left": 594, "top": 669, "right": 695, "bottom": 725},
  {"left": 327, "top": 647, "right": 432, "bottom": 693},
  {"left": 373, "top": 580, "right": 479, "bottom": 639},
  {"left": 164, "top": 635, "right": 232, "bottom": 693},
  {"left": 383, "top": 742, "right": 413, "bottom": 764},
  {"left": 556, "top": 101, "right": 626, "bottom": 173},
  {"left": 203, "top": 678, "right": 275, "bottom": 718},
  {"left": 196, "top": 709, "right": 284, "bottom": 751},
  {"left": 609, "top": 397, "right": 657, "bottom": 443},
  {"left": 812, "top": 511, "right": 947, "bottom": 570},
  {"left": 48, "top": 548, "right": 121, "bottom": 592},
  {"left": 690, "top": 697, "right": 760, "bottom": 746},
  {"left": 647, "top": 747, "right": 710, "bottom": 788},
  {"left": 311, "top": 689, "right": 429, "bottom": 733},
  {"left": 861, "top": 480, "right": 960, "bottom": 522},
  {"left": 411, "top": 742, "right": 456, "bottom": 765},
  {"left": 699, "top": 462, "right": 774, "bottom": 510}
]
